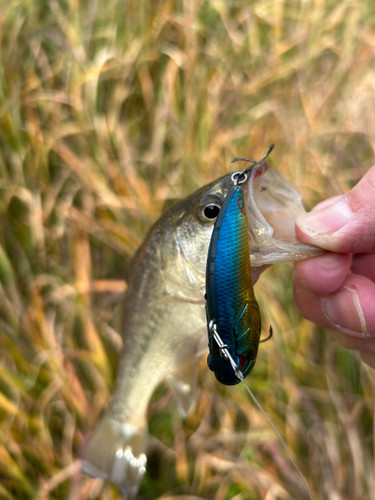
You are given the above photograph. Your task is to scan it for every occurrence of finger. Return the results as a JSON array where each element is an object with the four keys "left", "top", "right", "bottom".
[
  {"left": 294, "top": 252, "right": 351, "bottom": 295},
  {"left": 359, "top": 351, "right": 375, "bottom": 369},
  {"left": 351, "top": 253, "right": 375, "bottom": 283},
  {"left": 311, "top": 195, "right": 344, "bottom": 212},
  {"left": 293, "top": 270, "right": 336, "bottom": 329},
  {"left": 293, "top": 272, "right": 375, "bottom": 340},
  {"left": 331, "top": 331, "right": 375, "bottom": 369},
  {"left": 296, "top": 165, "right": 375, "bottom": 253},
  {"left": 330, "top": 330, "right": 375, "bottom": 352}
]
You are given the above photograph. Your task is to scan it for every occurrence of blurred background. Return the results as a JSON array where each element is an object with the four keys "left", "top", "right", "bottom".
[{"left": 1, "top": 1, "right": 375, "bottom": 499}]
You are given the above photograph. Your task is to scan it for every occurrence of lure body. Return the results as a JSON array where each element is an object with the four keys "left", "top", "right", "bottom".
[{"left": 206, "top": 184, "right": 261, "bottom": 385}]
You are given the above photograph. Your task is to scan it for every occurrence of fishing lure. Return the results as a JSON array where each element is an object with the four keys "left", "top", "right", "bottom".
[{"left": 205, "top": 147, "right": 273, "bottom": 385}]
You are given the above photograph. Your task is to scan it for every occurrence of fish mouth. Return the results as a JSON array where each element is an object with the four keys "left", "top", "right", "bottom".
[{"left": 243, "top": 161, "right": 324, "bottom": 267}]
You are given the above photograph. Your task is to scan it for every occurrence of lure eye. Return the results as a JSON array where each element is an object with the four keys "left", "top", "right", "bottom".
[{"left": 203, "top": 204, "right": 220, "bottom": 220}]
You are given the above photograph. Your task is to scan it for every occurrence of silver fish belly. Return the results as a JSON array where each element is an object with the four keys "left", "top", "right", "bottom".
[{"left": 82, "top": 162, "right": 322, "bottom": 498}]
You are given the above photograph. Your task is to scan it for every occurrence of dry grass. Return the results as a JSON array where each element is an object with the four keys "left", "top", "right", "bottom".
[{"left": 0, "top": 0, "right": 375, "bottom": 499}]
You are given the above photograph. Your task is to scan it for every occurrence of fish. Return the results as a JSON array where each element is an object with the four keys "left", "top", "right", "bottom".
[{"left": 82, "top": 152, "right": 323, "bottom": 498}]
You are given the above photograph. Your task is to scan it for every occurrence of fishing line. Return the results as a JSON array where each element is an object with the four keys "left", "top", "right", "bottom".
[
  {"left": 211, "top": 326, "right": 315, "bottom": 500},
  {"left": 240, "top": 380, "right": 315, "bottom": 500}
]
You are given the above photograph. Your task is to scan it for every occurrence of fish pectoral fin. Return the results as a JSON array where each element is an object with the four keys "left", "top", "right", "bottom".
[
  {"left": 161, "top": 259, "right": 205, "bottom": 304},
  {"left": 166, "top": 358, "right": 199, "bottom": 417},
  {"left": 165, "top": 275, "right": 205, "bottom": 302},
  {"left": 82, "top": 414, "right": 147, "bottom": 499},
  {"left": 148, "top": 279, "right": 205, "bottom": 306}
]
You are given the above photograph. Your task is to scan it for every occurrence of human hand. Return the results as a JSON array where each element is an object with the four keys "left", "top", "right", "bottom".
[{"left": 293, "top": 165, "right": 375, "bottom": 368}]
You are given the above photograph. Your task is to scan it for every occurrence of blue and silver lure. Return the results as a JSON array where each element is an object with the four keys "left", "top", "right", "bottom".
[{"left": 205, "top": 147, "right": 274, "bottom": 385}]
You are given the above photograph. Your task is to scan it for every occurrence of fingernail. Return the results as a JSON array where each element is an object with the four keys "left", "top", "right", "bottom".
[
  {"left": 296, "top": 200, "right": 352, "bottom": 237},
  {"left": 322, "top": 287, "right": 369, "bottom": 337}
]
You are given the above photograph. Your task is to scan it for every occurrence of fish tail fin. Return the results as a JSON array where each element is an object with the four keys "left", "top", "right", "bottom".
[{"left": 82, "top": 413, "right": 147, "bottom": 499}]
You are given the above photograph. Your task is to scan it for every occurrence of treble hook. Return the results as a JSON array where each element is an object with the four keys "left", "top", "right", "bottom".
[
  {"left": 231, "top": 156, "right": 257, "bottom": 165},
  {"left": 230, "top": 143, "right": 275, "bottom": 176},
  {"left": 209, "top": 321, "right": 244, "bottom": 381},
  {"left": 229, "top": 144, "right": 274, "bottom": 187},
  {"left": 259, "top": 325, "right": 273, "bottom": 344}
]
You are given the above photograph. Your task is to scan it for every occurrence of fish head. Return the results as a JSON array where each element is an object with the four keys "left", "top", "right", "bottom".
[
  {"left": 158, "top": 174, "right": 235, "bottom": 300},
  {"left": 159, "top": 159, "right": 322, "bottom": 306}
]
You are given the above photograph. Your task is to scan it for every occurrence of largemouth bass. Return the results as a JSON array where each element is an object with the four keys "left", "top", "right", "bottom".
[{"left": 82, "top": 156, "right": 322, "bottom": 498}]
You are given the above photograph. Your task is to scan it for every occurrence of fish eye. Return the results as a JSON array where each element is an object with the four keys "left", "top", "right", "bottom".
[
  {"left": 197, "top": 196, "right": 222, "bottom": 223},
  {"left": 203, "top": 204, "right": 220, "bottom": 220}
]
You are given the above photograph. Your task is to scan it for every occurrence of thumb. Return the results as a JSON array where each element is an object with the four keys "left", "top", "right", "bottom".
[{"left": 296, "top": 165, "right": 375, "bottom": 253}]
